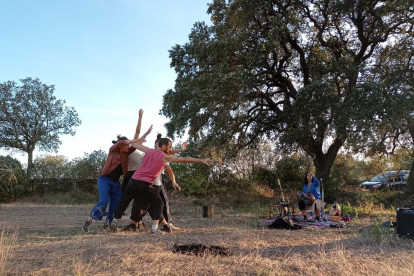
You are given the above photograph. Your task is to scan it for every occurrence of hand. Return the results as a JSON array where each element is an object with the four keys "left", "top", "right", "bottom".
[
  {"left": 139, "top": 109, "right": 143, "bottom": 117},
  {"left": 202, "top": 158, "right": 213, "bottom": 166},
  {"left": 181, "top": 142, "right": 187, "bottom": 151},
  {"left": 172, "top": 182, "right": 181, "bottom": 191}
]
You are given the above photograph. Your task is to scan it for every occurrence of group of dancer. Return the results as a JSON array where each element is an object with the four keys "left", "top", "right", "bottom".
[{"left": 82, "top": 109, "right": 212, "bottom": 235}]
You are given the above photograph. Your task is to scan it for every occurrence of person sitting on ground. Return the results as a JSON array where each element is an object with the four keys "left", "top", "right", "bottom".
[
  {"left": 112, "top": 137, "right": 212, "bottom": 235},
  {"left": 297, "top": 172, "right": 323, "bottom": 221}
]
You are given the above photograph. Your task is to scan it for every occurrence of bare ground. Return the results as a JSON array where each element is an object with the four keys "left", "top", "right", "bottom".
[{"left": 1, "top": 198, "right": 413, "bottom": 276}]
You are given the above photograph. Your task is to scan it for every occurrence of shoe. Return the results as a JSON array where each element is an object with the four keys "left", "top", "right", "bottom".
[
  {"left": 150, "top": 228, "right": 165, "bottom": 235},
  {"left": 83, "top": 219, "right": 92, "bottom": 232},
  {"left": 137, "top": 223, "right": 146, "bottom": 231},
  {"left": 110, "top": 219, "right": 119, "bottom": 232},
  {"left": 169, "top": 223, "right": 180, "bottom": 230},
  {"left": 121, "top": 223, "right": 137, "bottom": 232},
  {"left": 161, "top": 225, "right": 172, "bottom": 233}
]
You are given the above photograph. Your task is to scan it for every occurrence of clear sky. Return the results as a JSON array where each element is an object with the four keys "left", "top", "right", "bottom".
[{"left": 0, "top": 0, "right": 212, "bottom": 164}]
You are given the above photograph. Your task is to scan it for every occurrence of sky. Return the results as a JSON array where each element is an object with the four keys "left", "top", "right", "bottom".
[{"left": 0, "top": 0, "right": 212, "bottom": 164}]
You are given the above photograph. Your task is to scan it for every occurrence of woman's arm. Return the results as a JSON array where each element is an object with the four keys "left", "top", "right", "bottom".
[
  {"left": 133, "top": 109, "right": 144, "bottom": 140},
  {"left": 165, "top": 165, "right": 181, "bottom": 190},
  {"left": 137, "top": 125, "right": 153, "bottom": 143},
  {"left": 130, "top": 142, "right": 150, "bottom": 153},
  {"left": 163, "top": 155, "right": 212, "bottom": 165},
  {"left": 169, "top": 142, "right": 187, "bottom": 155},
  {"left": 110, "top": 139, "right": 140, "bottom": 152}
]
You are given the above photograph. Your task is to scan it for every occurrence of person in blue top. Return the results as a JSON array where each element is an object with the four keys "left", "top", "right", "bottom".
[{"left": 298, "top": 172, "right": 323, "bottom": 221}]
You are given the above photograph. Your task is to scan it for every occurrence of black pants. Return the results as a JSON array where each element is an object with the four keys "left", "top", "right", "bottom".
[
  {"left": 131, "top": 183, "right": 172, "bottom": 223},
  {"left": 298, "top": 200, "right": 318, "bottom": 212},
  {"left": 114, "top": 179, "right": 164, "bottom": 221},
  {"left": 121, "top": 170, "right": 135, "bottom": 194}
]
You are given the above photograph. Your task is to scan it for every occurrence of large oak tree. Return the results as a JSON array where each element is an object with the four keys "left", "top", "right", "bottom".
[
  {"left": 161, "top": 0, "right": 414, "bottom": 184},
  {"left": 0, "top": 78, "right": 81, "bottom": 179}
]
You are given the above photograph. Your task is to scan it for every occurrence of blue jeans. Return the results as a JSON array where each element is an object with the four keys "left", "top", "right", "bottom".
[{"left": 89, "top": 175, "right": 122, "bottom": 224}]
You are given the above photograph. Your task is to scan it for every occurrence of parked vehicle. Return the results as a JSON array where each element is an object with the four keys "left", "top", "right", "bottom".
[{"left": 360, "top": 170, "right": 410, "bottom": 190}]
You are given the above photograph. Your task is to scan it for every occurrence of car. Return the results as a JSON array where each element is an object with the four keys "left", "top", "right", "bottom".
[{"left": 360, "top": 170, "right": 410, "bottom": 190}]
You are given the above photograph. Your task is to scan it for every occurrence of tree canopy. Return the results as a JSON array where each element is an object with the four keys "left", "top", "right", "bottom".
[
  {"left": 0, "top": 78, "right": 81, "bottom": 178},
  {"left": 161, "top": 0, "right": 414, "bottom": 182}
]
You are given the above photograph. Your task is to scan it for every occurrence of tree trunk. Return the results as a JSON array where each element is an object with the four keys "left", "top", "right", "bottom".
[
  {"left": 313, "top": 152, "right": 338, "bottom": 182},
  {"left": 27, "top": 150, "right": 33, "bottom": 179},
  {"left": 308, "top": 138, "right": 344, "bottom": 181}
]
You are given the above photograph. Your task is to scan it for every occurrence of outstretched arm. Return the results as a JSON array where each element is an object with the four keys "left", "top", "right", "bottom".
[
  {"left": 111, "top": 139, "right": 141, "bottom": 152},
  {"left": 169, "top": 141, "right": 187, "bottom": 155},
  {"left": 165, "top": 165, "right": 180, "bottom": 190},
  {"left": 163, "top": 154, "right": 212, "bottom": 166},
  {"left": 130, "top": 141, "right": 150, "bottom": 153},
  {"left": 133, "top": 109, "right": 144, "bottom": 139},
  {"left": 137, "top": 125, "right": 153, "bottom": 143}
]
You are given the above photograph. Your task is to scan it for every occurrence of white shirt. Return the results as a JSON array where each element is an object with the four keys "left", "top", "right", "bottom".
[
  {"left": 153, "top": 162, "right": 169, "bottom": 186},
  {"left": 128, "top": 150, "right": 143, "bottom": 171}
]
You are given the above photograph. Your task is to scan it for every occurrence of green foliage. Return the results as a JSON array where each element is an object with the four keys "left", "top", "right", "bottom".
[
  {"left": 20, "top": 189, "right": 98, "bottom": 205},
  {"left": 364, "top": 216, "right": 397, "bottom": 245},
  {"left": 0, "top": 156, "right": 26, "bottom": 202},
  {"left": 32, "top": 155, "right": 70, "bottom": 178},
  {"left": 69, "top": 150, "right": 107, "bottom": 180},
  {"left": 0, "top": 77, "right": 81, "bottom": 178},
  {"left": 162, "top": 0, "right": 414, "bottom": 185}
]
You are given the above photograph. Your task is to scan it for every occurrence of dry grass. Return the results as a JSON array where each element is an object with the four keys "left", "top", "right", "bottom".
[
  {"left": 0, "top": 195, "right": 413, "bottom": 276},
  {"left": 0, "top": 225, "right": 18, "bottom": 276}
]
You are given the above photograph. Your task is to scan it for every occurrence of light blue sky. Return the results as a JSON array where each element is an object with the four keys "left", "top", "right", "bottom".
[{"left": 0, "top": 0, "right": 211, "bottom": 164}]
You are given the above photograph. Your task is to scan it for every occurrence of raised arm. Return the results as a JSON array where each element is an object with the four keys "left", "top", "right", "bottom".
[
  {"left": 165, "top": 165, "right": 181, "bottom": 190},
  {"left": 163, "top": 154, "right": 212, "bottom": 166},
  {"left": 137, "top": 125, "right": 153, "bottom": 143},
  {"left": 133, "top": 109, "right": 144, "bottom": 139},
  {"left": 169, "top": 141, "right": 187, "bottom": 155}
]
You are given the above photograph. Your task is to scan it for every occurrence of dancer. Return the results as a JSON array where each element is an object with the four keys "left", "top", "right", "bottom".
[
  {"left": 121, "top": 109, "right": 145, "bottom": 194},
  {"left": 119, "top": 134, "right": 187, "bottom": 232},
  {"left": 298, "top": 172, "right": 323, "bottom": 221},
  {"left": 82, "top": 111, "right": 152, "bottom": 232},
  {"left": 112, "top": 137, "right": 212, "bottom": 235}
]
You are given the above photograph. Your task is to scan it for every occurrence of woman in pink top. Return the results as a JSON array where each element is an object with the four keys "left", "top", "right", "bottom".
[{"left": 113, "top": 137, "right": 212, "bottom": 235}]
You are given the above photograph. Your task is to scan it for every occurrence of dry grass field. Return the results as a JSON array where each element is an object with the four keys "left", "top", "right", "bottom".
[{"left": 1, "top": 195, "right": 413, "bottom": 276}]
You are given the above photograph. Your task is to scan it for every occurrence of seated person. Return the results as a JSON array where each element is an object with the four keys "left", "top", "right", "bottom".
[{"left": 298, "top": 172, "right": 323, "bottom": 221}]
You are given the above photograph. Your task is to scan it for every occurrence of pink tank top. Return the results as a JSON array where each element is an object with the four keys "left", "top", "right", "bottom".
[{"left": 132, "top": 149, "right": 165, "bottom": 183}]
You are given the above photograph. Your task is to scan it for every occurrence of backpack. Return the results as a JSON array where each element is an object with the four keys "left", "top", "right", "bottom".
[{"left": 268, "top": 217, "right": 302, "bottom": 230}]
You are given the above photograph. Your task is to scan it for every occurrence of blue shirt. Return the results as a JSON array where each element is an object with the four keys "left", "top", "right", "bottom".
[{"left": 301, "top": 176, "right": 321, "bottom": 199}]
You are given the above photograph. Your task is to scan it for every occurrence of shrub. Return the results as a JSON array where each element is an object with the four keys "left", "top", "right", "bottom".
[{"left": 0, "top": 156, "right": 26, "bottom": 202}]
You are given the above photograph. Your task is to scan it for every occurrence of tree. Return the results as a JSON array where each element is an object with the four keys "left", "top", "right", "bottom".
[
  {"left": 355, "top": 36, "right": 414, "bottom": 193},
  {"left": 0, "top": 78, "right": 81, "bottom": 179},
  {"left": 161, "top": 0, "right": 414, "bottom": 185},
  {"left": 32, "top": 155, "right": 70, "bottom": 179},
  {"left": 69, "top": 150, "right": 107, "bottom": 180}
]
